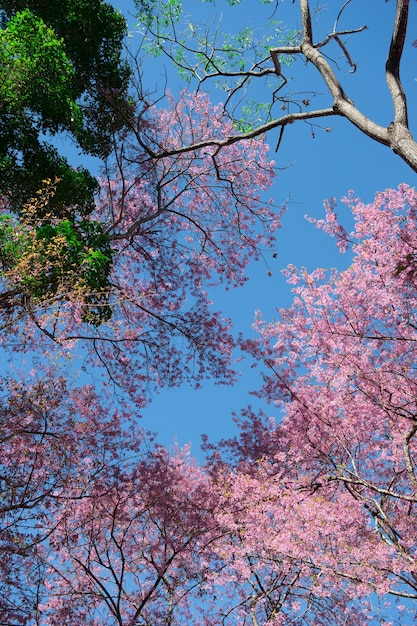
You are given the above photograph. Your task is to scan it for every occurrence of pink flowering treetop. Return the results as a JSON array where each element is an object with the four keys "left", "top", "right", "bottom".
[
  {"left": 231, "top": 185, "right": 417, "bottom": 620},
  {"left": 4, "top": 180, "right": 417, "bottom": 623},
  {"left": 0, "top": 373, "right": 147, "bottom": 624},
  {"left": 34, "top": 445, "right": 222, "bottom": 626},
  {"left": 0, "top": 91, "right": 280, "bottom": 405}
]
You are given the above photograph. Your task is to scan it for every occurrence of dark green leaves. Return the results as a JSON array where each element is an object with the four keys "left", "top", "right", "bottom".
[{"left": 0, "top": 1, "right": 131, "bottom": 212}]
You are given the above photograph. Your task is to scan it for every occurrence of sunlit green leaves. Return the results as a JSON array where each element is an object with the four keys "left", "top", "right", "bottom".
[
  {"left": 134, "top": 0, "right": 182, "bottom": 29},
  {"left": 0, "top": 9, "right": 81, "bottom": 132},
  {"left": 234, "top": 100, "right": 274, "bottom": 132}
]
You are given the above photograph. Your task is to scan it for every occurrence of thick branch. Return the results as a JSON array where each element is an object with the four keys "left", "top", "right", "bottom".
[
  {"left": 386, "top": 0, "right": 409, "bottom": 127},
  {"left": 403, "top": 423, "right": 417, "bottom": 494},
  {"left": 296, "top": 0, "right": 417, "bottom": 172},
  {"left": 0, "top": 289, "right": 22, "bottom": 311},
  {"left": 300, "top": 0, "right": 313, "bottom": 43},
  {"left": 152, "top": 108, "right": 336, "bottom": 159}
]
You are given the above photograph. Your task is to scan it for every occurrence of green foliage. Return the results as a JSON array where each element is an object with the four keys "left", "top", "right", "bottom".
[
  {"left": 0, "top": 0, "right": 131, "bottom": 145},
  {"left": 0, "top": 214, "right": 28, "bottom": 266},
  {"left": 0, "top": 0, "right": 131, "bottom": 214},
  {"left": 0, "top": 0, "right": 132, "bottom": 325},
  {"left": 0, "top": 9, "right": 81, "bottom": 130},
  {"left": 134, "top": 0, "right": 292, "bottom": 119},
  {"left": 0, "top": 181, "right": 113, "bottom": 326},
  {"left": 0, "top": 1, "right": 129, "bottom": 320},
  {"left": 32, "top": 219, "right": 113, "bottom": 326},
  {"left": 135, "top": 0, "right": 301, "bottom": 132},
  {"left": 234, "top": 100, "right": 273, "bottom": 132},
  {"left": 0, "top": 137, "right": 99, "bottom": 218},
  {"left": 0, "top": 10, "right": 99, "bottom": 214},
  {"left": 135, "top": 0, "right": 182, "bottom": 29}
]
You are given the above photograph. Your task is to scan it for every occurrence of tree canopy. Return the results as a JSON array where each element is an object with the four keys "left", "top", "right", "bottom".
[
  {"left": 0, "top": 0, "right": 132, "bottom": 325},
  {"left": 1, "top": 1, "right": 417, "bottom": 624}
]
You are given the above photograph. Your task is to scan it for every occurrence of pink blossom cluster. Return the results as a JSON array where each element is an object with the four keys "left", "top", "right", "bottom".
[{"left": 0, "top": 92, "right": 281, "bottom": 406}]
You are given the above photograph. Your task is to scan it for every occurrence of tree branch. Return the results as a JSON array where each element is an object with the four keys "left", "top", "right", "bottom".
[
  {"left": 150, "top": 108, "right": 336, "bottom": 159},
  {"left": 295, "top": 0, "right": 417, "bottom": 171},
  {"left": 386, "top": 0, "right": 409, "bottom": 127}
]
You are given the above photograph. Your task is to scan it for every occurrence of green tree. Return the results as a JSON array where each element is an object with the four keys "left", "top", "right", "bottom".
[
  {"left": 0, "top": 1, "right": 131, "bottom": 324},
  {"left": 0, "top": 180, "right": 113, "bottom": 326},
  {"left": 0, "top": 0, "right": 131, "bottom": 213}
]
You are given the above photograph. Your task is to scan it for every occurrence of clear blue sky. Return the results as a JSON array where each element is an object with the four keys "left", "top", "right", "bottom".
[{"left": 102, "top": 0, "right": 417, "bottom": 457}]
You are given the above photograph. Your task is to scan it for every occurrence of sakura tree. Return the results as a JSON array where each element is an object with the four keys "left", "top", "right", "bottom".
[
  {"left": 231, "top": 184, "right": 417, "bottom": 621},
  {"left": 204, "top": 459, "right": 396, "bottom": 625},
  {"left": 34, "top": 446, "right": 221, "bottom": 625},
  {"left": 1, "top": 394, "right": 393, "bottom": 625},
  {"left": 0, "top": 91, "right": 280, "bottom": 403},
  {"left": 27, "top": 451, "right": 388, "bottom": 626},
  {"left": 0, "top": 373, "right": 146, "bottom": 624}
]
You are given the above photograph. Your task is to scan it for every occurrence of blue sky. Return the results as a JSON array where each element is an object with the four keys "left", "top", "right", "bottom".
[{"left": 97, "top": 0, "right": 417, "bottom": 457}]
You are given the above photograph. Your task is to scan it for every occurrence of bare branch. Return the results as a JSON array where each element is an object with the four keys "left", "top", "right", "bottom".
[
  {"left": 138, "top": 0, "right": 417, "bottom": 173},
  {"left": 386, "top": 0, "right": 409, "bottom": 127},
  {"left": 151, "top": 108, "right": 336, "bottom": 159}
]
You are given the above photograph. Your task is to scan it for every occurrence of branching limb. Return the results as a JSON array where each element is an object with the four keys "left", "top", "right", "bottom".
[
  {"left": 138, "top": 0, "right": 417, "bottom": 173},
  {"left": 295, "top": 0, "right": 417, "bottom": 171},
  {"left": 151, "top": 107, "right": 336, "bottom": 159}
]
